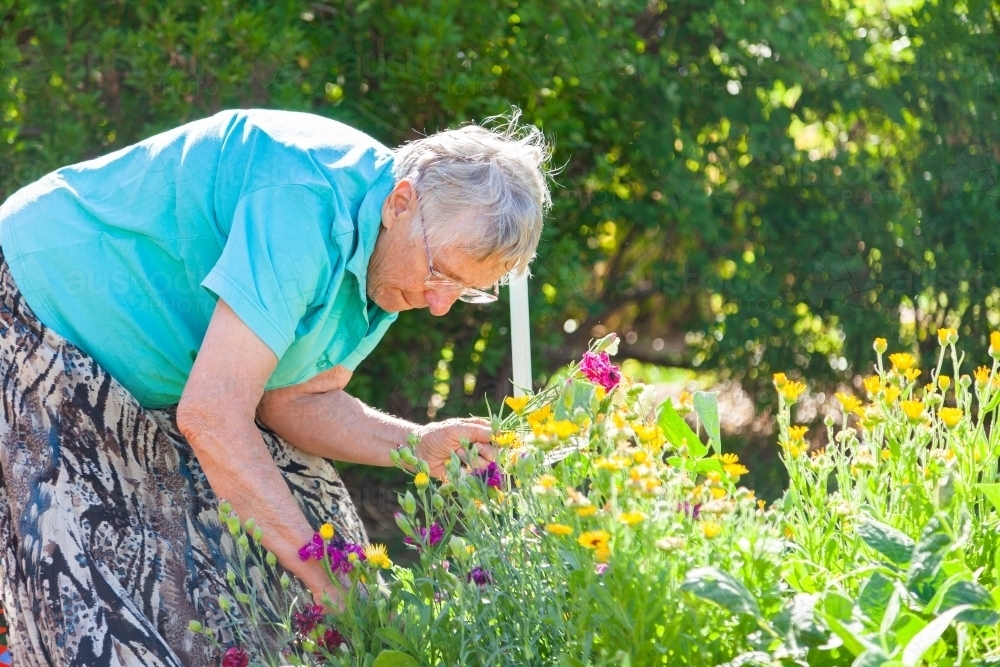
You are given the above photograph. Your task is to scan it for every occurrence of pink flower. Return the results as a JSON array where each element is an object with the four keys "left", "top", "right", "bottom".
[
  {"left": 404, "top": 523, "right": 444, "bottom": 550},
  {"left": 580, "top": 351, "right": 621, "bottom": 391},
  {"left": 292, "top": 605, "right": 325, "bottom": 634},
  {"left": 221, "top": 647, "right": 250, "bottom": 667},
  {"left": 318, "top": 627, "right": 346, "bottom": 652}
]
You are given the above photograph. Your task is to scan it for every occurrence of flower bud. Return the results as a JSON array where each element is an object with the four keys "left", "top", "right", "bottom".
[
  {"left": 226, "top": 567, "right": 236, "bottom": 584},
  {"left": 244, "top": 518, "right": 255, "bottom": 533},
  {"left": 593, "top": 332, "right": 619, "bottom": 355},
  {"left": 873, "top": 338, "right": 887, "bottom": 355},
  {"left": 417, "top": 459, "right": 431, "bottom": 476},
  {"left": 388, "top": 448, "right": 401, "bottom": 465},
  {"left": 218, "top": 595, "right": 231, "bottom": 613},
  {"left": 490, "top": 414, "right": 502, "bottom": 432},
  {"left": 280, "top": 573, "right": 291, "bottom": 589},
  {"left": 401, "top": 491, "right": 417, "bottom": 515},
  {"left": 265, "top": 551, "right": 277, "bottom": 567},
  {"left": 237, "top": 534, "right": 249, "bottom": 550},
  {"left": 253, "top": 527, "right": 263, "bottom": 542},
  {"left": 236, "top": 592, "right": 250, "bottom": 605},
  {"left": 438, "top": 483, "right": 455, "bottom": 496},
  {"left": 563, "top": 379, "right": 577, "bottom": 410},
  {"left": 187, "top": 620, "right": 203, "bottom": 633},
  {"left": 320, "top": 523, "right": 335, "bottom": 541},
  {"left": 824, "top": 415, "right": 835, "bottom": 428},
  {"left": 414, "top": 472, "right": 430, "bottom": 490},
  {"left": 449, "top": 535, "right": 468, "bottom": 560},
  {"left": 219, "top": 500, "right": 233, "bottom": 516},
  {"left": 400, "top": 448, "right": 419, "bottom": 467},
  {"left": 960, "top": 374, "right": 972, "bottom": 389},
  {"left": 227, "top": 515, "right": 241, "bottom": 536},
  {"left": 407, "top": 432, "right": 421, "bottom": 446},
  {"left": 432, "top": 493, "right": 445, "bottom": 511},
  {"left": 394, "top": 512, "right": 415, "bottom": 536},
  {"left": 991, "top": 331, "right": 1000, "bottom": 359}
]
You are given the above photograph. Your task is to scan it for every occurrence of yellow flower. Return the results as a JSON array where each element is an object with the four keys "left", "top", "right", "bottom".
[
  {"left": 631, "top": 450, "right": 649, "bottom": 464},
  {"left": 504, "top": 395, "right": 530, "bottom": 415},
  {"left": 773, "top": 372, "right": 788, "bottom": 389},
  {"left": 788, "top": 425, "right": 809, "bottom": 441},
  {"left": 873, "top": 337, "right": 888, "bottom": 354},
  {"left": 576, "top": 505, "right": 598, "bottom": 517},
  {"left": 937, "top": 327, "right": 958, "bottom": 346},
  {"left": 901, "top": 400, "right": 925, "bottom": 422},
  {"left": 836, "top": 392, "right": 864, "bottom": 416},
  {"left": 862, "top": 375, "right": 882, "bottom": 397},
  {"left": 595, "top": 456, "right": 629, "bottom": 471},
  {"left": 549, "top": 420, "right": 580, "bottom": 439},
  {"left": 526, "top": 405, "right": 553, "bottom": 434},
  {"left": 492, "top": 431, "right": 522, "bottom": 448},
  {"left": 545, "top": 523, "right": 574, "bottom": 536},
  {"left": 710, "top": 487, "right": 728, "bottom": 499},
  {"left": 633, "top": 423, "right": 664, "bottom": 445},
  {"left": 788, "top": 444, "right": 801, "bottom": 458},
  {"left": 889, "top": 353, "right": 916, "bottom": 373},
  {"left": 578, "top": 530, "right": 611, "bottom": 551},
  {"left": 595, "top": 386, "right": 607, "bottom": 401},
  {"left": 780, "top": 381, "right": 807, "bottom": 403},
  {"left": 883, "top": 387, "right": 900, "bottom": 404},
  {"left": 880, "top": 449, "right": 891, "bottom": 461},
  {"left": 534, "top": 474, "right": 556, "bottom": 490},
  {"left": 619, "top": 511, "right": 646, "bottom": 526},
  {"left": 991, "top": 332, "right": 1000, "bottom": 358},
  {"left": 363, "top": 543, "right": 393, "bottom": 569},
  {"left": 715, "top": 454, "right": 748, "bottom": 478},
  {"left": 678, "top": 390, "right": 693, "bottom": 408},
  {"left": 413, "top": 472, "right": 430, "bottom": 489},
  {"left": 700, "top": 521, "right": 722, "bottom": 539},
  {"left": 705, "top": 471, "right": 722, "bottom": 484},
  {"left": 975, "top": 365, "right": 991, "bottom": 386},
  {"left": 904, "top": 368, "right": 921, "bottom": 382},
  {"left": 938, "top": 376, "right": 951, "bottom": 391},
  {"left": 319, "top": 523, "right": 335, "bottom": 541},
  {"left": 939, "top": 407, "right": 963, "bottom": 429}
]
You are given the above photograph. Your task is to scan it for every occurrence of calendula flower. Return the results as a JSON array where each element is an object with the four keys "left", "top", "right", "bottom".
[
  {"left": 631, "top": 450, "right": 649, "bottom": 464},
  {"left": 709, "top": 487, "right": 728, "bottom": 499},
  {"left": 715, "top": 453, "right": 749, "bottom": 478},
  {"left": 700, "top": 521, "right": 722, "bottom": 539},
  {"left": 938, "top": 376, "right": 951, "bottom": 391},
  {"left": 537, "top": 474, "right": 558, "bottom": 489},
  {"left": 549, "top": 420, "right": 579, "bottom": 438},
  {"left": 492, "top": 431, "right": 521, "bottom": 448},
  {"left": 578, "top": 530, "right": 611, "bottom": 551},
  {"left": 904, "top": 368, "right": 921, "bottom": 382},
  {"left": 889, "top": 353, "right": 916, "bottom": 372},
  {"left": 363, "top": 543, "right": 393, "bottom": 569},
  {"left": 873, "top": 338, "right": 888, "bottom": 354},
  {"left": 619, "top": 511, "right": 646, "bottom": 526},
  {"left": 901, "top": 400, "right": 925, "bottom": 422},
  {"left": 780, "top": 381, "right": 807, "bottom": 403},
  {"left": 937, "top": 327, "right": 958, "bottom": 346},
  {"left": 975, "top": 365, "right": 991, "bottom": 386},
  {"left": 883, "top": 387, "right": 900, "bottom": 404},
  {"left": 863, "top": 375, "right": 882, "bottom": 397},
  {"left": 991, "top": 332, "right": 1000, "bottom": 359},
  {"left": 545, "top": 523, "right": 574, "bottom": 536},
  {"left": 939, "top": 407, "right": 963, "bottom": 429},
  {"left": 413, "top": 472, "right": 430, "bottom": 490},
  {"left": 504, "top": 395, "right": 530, "bottom": 415},
  {"left": 787, "top": 444, "right": 802, "bottom": 459},
  {"left": 576, "top": 505, "right": 598, "bottom": 517},
  {"left": 633, "top": 423, "right": 663, "bottom": 445},
  {"left": 773, "top": 372, "right": 788, "bottom": 389},
  {"left": 836, "top": 392, "right": 864, "bottom": 416},
  {"left": 319, "top": 523, "right": 335, "bottom": 541},
  {"left": 788, "top": 425, "right": 808, "bottom": 441},
  {"left": 881, "top": 449, "right": 891, "bottom": 460},
  {"left": 595, "top": 456, "right": 630, "bottom": 471}
]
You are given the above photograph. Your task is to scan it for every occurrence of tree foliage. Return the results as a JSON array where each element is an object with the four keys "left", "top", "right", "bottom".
[{"left": 1, "top": 0, "right": 998, "bottom": 421}]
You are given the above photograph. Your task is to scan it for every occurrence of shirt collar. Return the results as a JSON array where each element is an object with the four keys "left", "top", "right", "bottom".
[{"left": 342, "top": 159, "right": 396, "bottom": 322}]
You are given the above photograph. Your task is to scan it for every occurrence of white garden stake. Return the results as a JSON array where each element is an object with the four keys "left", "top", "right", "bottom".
[{"left": 509, "top": 273, "right": 532, "bottom": 397}]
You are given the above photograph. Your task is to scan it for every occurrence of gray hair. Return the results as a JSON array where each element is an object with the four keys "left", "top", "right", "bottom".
[{"left": 391, "top": 108, "right": 554, "bottom": 278}]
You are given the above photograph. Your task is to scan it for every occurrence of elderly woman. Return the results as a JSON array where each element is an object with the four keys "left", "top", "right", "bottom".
[{"left": 0, "top": 108, "right": 551, "bottom": 666}]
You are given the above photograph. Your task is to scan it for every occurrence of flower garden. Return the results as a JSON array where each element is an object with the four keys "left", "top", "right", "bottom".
[{"left": 191, "top": 330, "right": 1000, "bottom": 667}]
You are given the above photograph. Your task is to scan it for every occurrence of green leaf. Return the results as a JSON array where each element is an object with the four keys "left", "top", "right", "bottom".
[
  {"left": 372, "top": 650, "right": 420, "bottom": 667},
  {"left": 853, "top": 649, "right": 891, "bottom": 667},
  {"left": 941, "top": 580, "right": 1000, "bottom": 625},
  {"left": 901, "top": 605, "right": 971, "bottom": 667},
  {"left": 657, "top": 398, "right": 707, "bottom": 458},
  {"left": 907, "top": 516, "right": 952, "bottom": 603},
  {"left": 559, "top": 657, "right": 587, "bottom": 667},
  {"left": 693, "top": 391, "right": 721, "bottom": 454},
  {"left": 857, "top": 518, "right": 915, "bottom": 564},
  {"left": 977, "top": 483, "right": 1000, "bottom": 512},
  {"left": 820, "top": 613, "right": 870, "bottom": 657},
  {"left": 375, "top": 627, "right": 414, "bottom": 653},
  {"left": 680, "top": 566, "right": 761, "bottom": 617},
  {"left": 823, "top": 590, "right": 856, "bottom": 621},
  {"left": 859, "top": 571, "right": 896, "bottom": 623},
  {"left": 694, "top": 458, "right": 725, "bottom": 475}
]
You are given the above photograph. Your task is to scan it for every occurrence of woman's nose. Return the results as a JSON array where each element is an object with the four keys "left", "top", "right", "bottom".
[{"left": 424, "top": 288, "right": 461, "bottom": 316}]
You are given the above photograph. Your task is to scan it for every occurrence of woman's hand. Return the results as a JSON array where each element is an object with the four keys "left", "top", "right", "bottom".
[
  {"left": 413, "top": 417, "right": 497, "bottom": 480},
  {"left": 292, "top": 559, "right": 347, "bottom": 613}
]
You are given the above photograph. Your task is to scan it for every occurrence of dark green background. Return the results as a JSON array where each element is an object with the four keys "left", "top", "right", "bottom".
[{"left": 1, "top": 0, "right": 998, "bottom": 499}]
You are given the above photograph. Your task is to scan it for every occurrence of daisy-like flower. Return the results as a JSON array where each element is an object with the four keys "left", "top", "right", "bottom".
[
  {"left": 580, "top": 351, "right": 621, "bottom": 391},
  {"left": 889, "top": 352, "right": 916, "bottom": 373},
  {"left": 594, "top": 456, "right": 630, "bottom": 471},
  {"left": 619, "top": 511, "right": 646, "bottom": 526},
  {"left": 700, "top": 521, "right": 722, "bottom": 539},
  {"left": 835, "top": 392, "right": 864, "bottom": 416},
  {"left": 576, "top": 505, "right": 598, "bottom": 517},
  {"left": 901, "top": 400, "right": 925, "bottom": 422},
  {"left": 578, "top": 529, "right": 611, "bottom": 551},
  {"left": 492, "top": 431, "right": 521, "bottom": 448},
  {"left": 939, "top": 407, "right": 963, "bottom": 429},
  {"left": 788, "top": 425, "right": 808, "bottom": 441},
  {"left": 413, "top": 472, "right": 430, "bottom": 490},
  {"left": 716, "top": 453, "right": 749, "bottom": 478},
  {"left": 504, "top": 395, "right": 530, "bottom": 415},
  {"left": 779, "top": 381, "right": 807, "bottom": 403},
  {"left": 938, "top": 376, "right": 951, "bottom": 391},
  {"left": 862, "top": 375, "right": 882, "bottom": 397},
  {"left": 772, "top": 372, "right": 788, "bottom": 389},
  {"left": 363, "top": 543, "right": 393, "bottom": 569},
  {"left": 545, "top": 523, "right": 574, "bottom": 536},
  {"left": 883, "top": 387, "right": 900, "bottom": 404},
  {"left": 937, "top": 327, "right": 958, "bottom": 346},
  {"left": 904, "top": 368, "right": 921, "bottom": 382},
  {"left": 549, "top": 420, "right": 579, "bottom": 439}
]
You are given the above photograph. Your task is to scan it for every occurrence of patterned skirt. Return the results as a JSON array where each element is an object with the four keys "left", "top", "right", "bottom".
[{"left": 0, "top": 251, "right": 367, "bottom": 667}]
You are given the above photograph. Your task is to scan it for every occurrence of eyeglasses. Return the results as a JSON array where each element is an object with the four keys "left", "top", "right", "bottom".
[{"left": 416, "top": 210, "right": 499, "bottom": 304}]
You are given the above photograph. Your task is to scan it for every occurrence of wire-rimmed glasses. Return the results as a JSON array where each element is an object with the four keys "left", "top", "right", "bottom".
[{"left": 416, "top": 211, "right": 499, "bottom": 304}]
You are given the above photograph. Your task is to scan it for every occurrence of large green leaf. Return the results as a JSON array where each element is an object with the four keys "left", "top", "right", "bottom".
[
  {"left": 657, "top": 398, "right": 707, "bottom": 458},
  {"left": 692, "top": 391, "right": 721, "bottom": 455},
  {"left": 372, "top": 650, "right": 420, "bottom": 667},
  {"left": 907, "top": 516, "right": 953, "bottom": 603},
  {"left": 941, "top": 580, "right": 1000, "bottom": 625},
  {"left": 680, "top": 566, "right": 761, "bottom": 618},
  {"left": 859, "top": 571, "right": 896, "bottom": 623},
  {"left": 857, "top": 518, "right": 915, "bottom": 565},
  {"left": 901, "top": 605, "right": 971, "bottom": 667},
  {"left": 977, "top": 484, "right": 1000, "bottom": 513}
]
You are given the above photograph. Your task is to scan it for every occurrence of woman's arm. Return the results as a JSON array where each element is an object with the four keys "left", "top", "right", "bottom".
[
  {"left": 176, "top": 299, "right": 338, "bottom": 607},
  {"left": 257, "top": 368, "right": 498, "bottom": 480}
]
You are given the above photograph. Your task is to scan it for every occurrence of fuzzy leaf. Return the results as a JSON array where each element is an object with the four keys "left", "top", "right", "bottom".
[
  {"left": 693, "top": 391, "right": 721, "bottom": 454},
  {"left": 657, "top": 398, "right": 707, "bottom": 458},
  {"left": 941, "top": 581, "right": 1000, "bottom": 625},
  {"left": 681, "top": 567, "right": 761, "bottom": 617},
  {"left": 857, "top": 519, "right": 915, "bottom": 565},
  {"left": 859, "top": 571, "right": 896, "bottom": 623}
]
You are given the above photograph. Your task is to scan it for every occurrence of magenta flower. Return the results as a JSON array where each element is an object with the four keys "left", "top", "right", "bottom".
[
  {"left": 473, "top": 461, "right": 505, "bottom": 489},
  {"left": 292, "top": 605, "right": 325, "bottom": 635},
  {"left": 580, "top": 351, "right": 621, "bottom": 392},
  {"left": 221, "top": 647, "right": 250, "bottom": 667},
  {"left": 595, "top": 563, "right": 609, "bottom": 576},
  {"left": 404, "top": 523, "right": 444, "bottom": 549},
  {"left": 298, "top": 534, "right": 324, "bottom": 561},
  {"left": 467, "top": 566, "right": 493, "bottom": 586},
  {"left": 318, "top": 627, "right": 346, "bottom": 651}
]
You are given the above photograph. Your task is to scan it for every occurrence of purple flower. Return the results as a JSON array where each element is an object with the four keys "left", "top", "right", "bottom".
[
  {"left": 404, "top": 523, "right": 444, "bottom": 549},
  {"left": 325, "top": 542, "right": 366, "bottom": 574},
  {"left": 298, "top": 534, "right": 324, "bottom": 561},
  {"left": 221, "top": 647, "right": 250, "bottom": 667},
  {"left": 580, "top": 351, "right": 621, "bottom": 392},
  {"left": 467, "top": 566, "right": 493, "bottom": 586},
  {"left": 595, "top": 563, "right": 609, "bottom": 575},
  {"left": 292, "top": 604, "right": 325, "bottom": 635},
  {"left": 677, "top": 502, "right": 701, "bottom": 520},
  {"left": 473, "top": 461, "right": 505, "bottom": 489}
]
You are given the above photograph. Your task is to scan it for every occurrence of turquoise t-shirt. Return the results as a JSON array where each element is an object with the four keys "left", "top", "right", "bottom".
[{"left": 0, "top": 109, "right": 399, "bottom": 408}]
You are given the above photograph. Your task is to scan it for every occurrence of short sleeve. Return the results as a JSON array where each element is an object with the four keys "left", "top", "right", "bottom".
[{"left": 202, "top": 185, "right": 335, "bottom": 359}]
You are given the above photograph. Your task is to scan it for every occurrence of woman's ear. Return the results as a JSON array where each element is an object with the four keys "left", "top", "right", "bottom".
[{"left": 381, "top": 179, "right": 415, "bottom": 231}]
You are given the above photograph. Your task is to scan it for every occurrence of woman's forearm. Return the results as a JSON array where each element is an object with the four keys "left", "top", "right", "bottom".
[{"left": 258, "top": 389, "right": 420, "bottom": 466}]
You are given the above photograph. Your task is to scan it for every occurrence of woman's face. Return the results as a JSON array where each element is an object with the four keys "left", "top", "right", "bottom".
[{"left": 367, "top": 180, "right": 510, "bottom": 316}]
